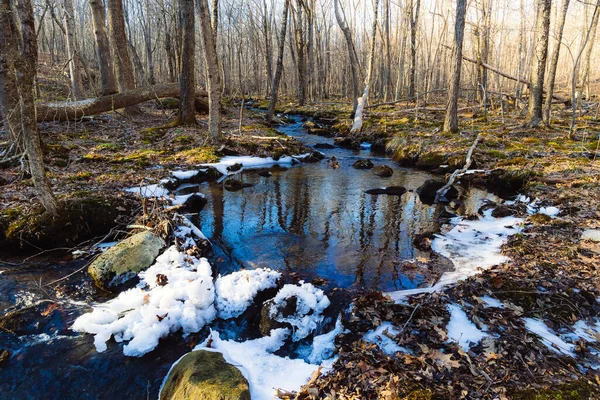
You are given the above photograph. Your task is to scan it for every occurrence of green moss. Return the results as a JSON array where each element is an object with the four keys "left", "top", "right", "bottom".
[
  {"left": 498, "top": 157, "right": 528, "bottom": 167},
  {"left": 94, "top": 142, "right": 122, "bottom": 151},
  {"left": 81, "top": 153, "right": 108, "bottom": 162},
  {"left": 69, "top": 171, "right": 92, "bottom": 181},
  {"left": 527, "top": 213, "right": 553, "bottom": 225},
  {"left": 416, "top": 151, "right": 446, "bottom": 169},
  {"left": 486, "top": 149, "right": 509, "bottom": 159},
  {"left": 53, "top": 158, "right": 68, "bottom": 168},
  {"left": 510, "top": 381, "right": 598, "bottom": 400},
  {"left": 160, "top": 351, "right": 250, "bottom": 400},
  {"left": 172, "top": 135, "right": 194, "bottom": 145},
  {"left": 169, "top": 147, "right": 219, "bottom": 164}
]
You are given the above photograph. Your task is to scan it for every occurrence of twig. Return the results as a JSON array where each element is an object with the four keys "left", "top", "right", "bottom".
[{"left": 435, "top": 134, "right": 482, "bottom": 203}]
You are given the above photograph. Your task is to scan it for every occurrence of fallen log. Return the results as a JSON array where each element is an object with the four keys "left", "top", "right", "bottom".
[{"left": 36, "top": 83, "right": 209, "bottom": 122}]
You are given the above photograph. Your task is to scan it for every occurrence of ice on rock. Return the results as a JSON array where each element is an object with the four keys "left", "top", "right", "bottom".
[
  {"left": 196, "top": 329, "right": 319, "bottom": 400},
  {"left": 269, "top": 282, "right": 331, "bottom": 341},
  {"left": 446, "top": 304, "right": 488, "bottom": 350},
  {"left": 364, "top": 322, "right": 410, "bottom": 355},
  {"left": 215, "top": 268, "right": 282, "bottom": 319},
  {"left": 72, "top": 246, "right": 216, "bottom": 356}
]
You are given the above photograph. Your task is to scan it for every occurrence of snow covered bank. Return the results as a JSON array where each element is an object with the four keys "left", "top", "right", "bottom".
[
  {"left": 72, "top": 246, "right": 216, "bottom": 356},
  {"left": 446, "top": 304, "right": 488, "bottom": 350},
  {"left": 200, "top": 154, "right": 308, "bottom": 176},
  {"left": 388, "top": 209, "right": 523, "bottom": 302},
  {"left": 192, "top": 329, "right": 319, "bottom": 400}
]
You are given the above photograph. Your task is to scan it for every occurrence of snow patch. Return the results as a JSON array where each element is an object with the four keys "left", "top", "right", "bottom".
[
  {"left": 446, "top": 304, "right": 488, "bottom": 350},
  {"left": 125, "top": 184, "right": 169, "bottom": 198},
  {"left": 364, "top": 322, "right": 409, "bottom": 355},
  {"left": 197, "top": 329, "right": 319, "bottom": 400},
  {"left": 359, "top": 142, "right": 372, "bottom": 149},
  {"left": 72, "top": 246, "right": 216, "bottom": 356},
  {"left": 171, "top": 170, "right": 199, "bottom": 180},
  {"left": 524, "top": 318, "right": 574, "bottom": 356},
  {"left": 480, "top": 295, "right": 504, "bottom": 309},
  {"left": 201, "top": 155, "right": 302, "bottom": 176},
  {"left": 573, "top": 320, "right": 600, "bottom": 342},
  {"left": 215, "top": 268, "right": 282, "bottom": 319},
  {"left": 309, "top": 317, "right": 345, "bottom": 363},
  {"left": 387, "top": 209, "right": 523, "bottom": 302},
  {"left": 268, "top": 282, "right": 331, "bottom": 341}
]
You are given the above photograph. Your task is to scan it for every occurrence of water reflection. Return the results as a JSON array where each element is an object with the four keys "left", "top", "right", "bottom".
[{"left": 199, "top": 159, "right": 440, "bottom": 292}]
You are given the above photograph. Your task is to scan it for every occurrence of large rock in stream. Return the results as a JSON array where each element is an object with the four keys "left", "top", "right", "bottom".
[
  {"left": 88, "top": 231, "right": 165, "bottom": 289},
  {"left": 159, "top": 351, "right": 250, "bottom": 400}
]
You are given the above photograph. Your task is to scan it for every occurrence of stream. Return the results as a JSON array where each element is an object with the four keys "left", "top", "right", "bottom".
[{"left": 0, "top": 115, "right": 501, "bottom": 399}]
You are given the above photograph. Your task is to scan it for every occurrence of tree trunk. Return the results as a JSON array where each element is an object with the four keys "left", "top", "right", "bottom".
[
  {"left": 293, "top": 1, "right": 307, "bottom": 106},
  {"left": 266, "top": 0, "right": 290, "bottom": 124},
  {"left": 408, "top": 0, "right": 421, "bottom": 98},
  {"left": 262, "top": 0, "right": 273, "bottom": 98},
  {"left": 334, "top": 0, "right": 359, "bottom": 113},
  {"left": 0, "top": 0, "right": 22, "bottom": 150},
  {"left": 63, "top": 0, "right": 84, "bottom": 99},
  {"left": 89, "top": 0, "right": 118, "bottom": 95},
  {"left": 525, "top": 0, "right": 551, "bottom": 128},
  {"left": 197, "top": 0, "right": 222, "bottom": 142},
  {"left": 543, "top": 0, "right": 570, "bottom": 125},
  {"left": 178, "top": 0, "right": 196, "bottom": 124},
  {"left": 106, "top": 0, "right": 140, "bottom": 115},
  {"left": 578, "top": 2, "right": 600, "bottom": 103},
  {"left": 36, "top": 84, "right": 208, "bottom": 122},
  {"left": 350, "top": 0, "right": 379, "bottom": 134},
  {"left": 14, "top": 0, "right": 58, "bottom": 215},
  {"left": 443, "top": 0, "right": 467, "bottom": 133}
]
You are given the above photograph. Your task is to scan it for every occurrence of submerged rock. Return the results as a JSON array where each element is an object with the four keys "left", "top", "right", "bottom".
[
  {"left": 0, "top": 300, "right": 65, "bottom": 336},
  {"left": 159, "top": 351, "right": 250, "bottom": 400},
  {"left": 417, "top": 179, "right": 458, "bottom": 204},
  {"left": 224, "top": 179, "right": 254, "bottom": 192},
  {"left": 227, "top": 163, "right": 243, "bottom": 172},
  {"left": 353, "top": 159, "right": 374, "bottom": 169},
  {"left": 257, "top": 169, "right": 272, "bottom": 177},
  {"left": 365, "top": 187, "right": 406, "bottom": 196},
  {"left": 314, "top": 143, "right": 335, "bottom": 149},
  {"left": 88, "top": 231, "right": 165, "bottom": 289},
  {"left": 301, "top": 151, "right": 326, "bottom": 163},
  {"left": 179, "top": 194, "right": 207, "bottom": 213},
  {"left": 372, "top": 165, "right": 394, "bottom": 177}
]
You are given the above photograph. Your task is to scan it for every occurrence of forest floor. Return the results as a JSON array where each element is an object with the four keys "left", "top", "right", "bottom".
[{"left": 1, "top": 88, "right": 600, "bottom": 398}]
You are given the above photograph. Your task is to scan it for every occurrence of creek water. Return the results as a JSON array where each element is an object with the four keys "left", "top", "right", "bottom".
[{"left": 0, "top": 116, "right": 499, "bottom": 399}]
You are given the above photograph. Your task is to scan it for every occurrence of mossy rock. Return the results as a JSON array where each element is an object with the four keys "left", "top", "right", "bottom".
[
  {"left": 88, "top": 230, "right": 165, "bottom": 289},
  {"left": 415, "top": 151, "right": 446, "bottom": 169},
  {"left": 3, "top": 193, "right": 136, "bottom": 251},
  {"left": 160, "top": 351, "right": 250, "bottom": 400}
]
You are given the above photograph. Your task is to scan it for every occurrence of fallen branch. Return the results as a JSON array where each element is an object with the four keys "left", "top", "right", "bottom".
[
  {"left": 36, "top": 83, "right": 209, "bottom": 122},
  {"left": 435, "top": 134, "right": 482, "bottom": 203}
]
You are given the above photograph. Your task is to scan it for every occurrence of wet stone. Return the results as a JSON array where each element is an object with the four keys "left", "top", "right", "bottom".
[
  {"left": 372, "top": 165, "right": 394, "bottom": 177},
  {"left": 353, "top": 159, "right": 374, "bottom": 169}
]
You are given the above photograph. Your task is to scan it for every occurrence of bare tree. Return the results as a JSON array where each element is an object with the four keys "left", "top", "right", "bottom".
[
  {"left": 63, "top": 0, "right": 84, "bottom": 99},
  {"left": 408, "top": 0, "right": 421, "bottom": 99},
  {"left": 544, "top": 0, "right": 570, "bottom": 125},
  {"left": 525, "top": 0, "right": 551, "bottom": 128},
  {"left": 444, "top": 0, "right": 467, "bottom": 133},
  {"left": 267, "top": 0, "right": 291, "bottom": 124},
  {"left": 177, "top": 0, "right": 196, "bottom": 125},
  {"left": 90, "top": 0, "right": 118, "bottom": 95},
  {"left": 0, "top": 0, "right": 58, "bottom": 214},
  {"left": 334, "top": 0, "right": 359, "bottom": 113},
  {"left": 197, "top": 0, "right": 222, "bottom": 142}
]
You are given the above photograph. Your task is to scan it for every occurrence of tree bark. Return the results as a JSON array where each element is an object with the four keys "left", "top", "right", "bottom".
[
  {"left": 443, "top": 0, "right": 467, "bottom": 133},
  {"left": 63, "top": 0, "right": 84, "bottom": 99},
  {"left": 36, "top": 83, "right": 208, "bottom": 122},
  {"left": 293, "top": 0, "right": 307, "bottom": 105},
  {"left": 350, "top": 0, "right": 379, "bottom": 134},
  {"left": 106, "top": 0, "right": 140, "bottom": 115},
  {"left": 197, "top": 0, "right": 222, "bottom": 142},
  {"left": 14, "top": 0, "right": 58, "bottom": 214},
  {"left": 543, "top": 0, "right": 570, "bottom": 125},
  {"left": 178, "top": 0, "right": 196, "bottom": 124},
  {"left": 334, "top": 0, "right": 359, "bottom": 113},
  {"left": 408, "top": 0, "right": 421, "bottom": 98},
  {"left": 89, "top": 0, "right": 118, "bottom": 95},
  {"left": 0, "top": 0, "right": 22, "bottom": 150},
  {"left": 266, "top": 0, "right": 290, "bottom": 124},
  {"left": 525, "top": 0, "right": 551, "bottom": 128}
]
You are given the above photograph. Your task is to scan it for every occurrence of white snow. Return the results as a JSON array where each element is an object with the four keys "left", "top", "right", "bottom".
[
  {"left": 125, "top": 184, "right": 169, "bottom": 198},
  {"left": 360, "top": 142, "right": 372, "bottom": 149},
  {"left": 573, "top": 320, "right": 600, "bottom": 342},
  {"left": 581, "top": 230, "right": 600, "bottom": 242},
  {"left": 267, "top": 282, "right": 331, "bottom": 341},
  {"left": 524, "top": 318, "right": 574, "bottom": 356},
  {"left": 363, "top": 322, "right": 409, "bottom": 355},
  {"left": 479, "top": 295, "right": 505, "bottom": 309},
  {"left": 309, "top": 317, "right": 345, "bottom": 363},
  {"left": 171, "top": 170, "right": 199, "bottom": 180},
  {"left": 197, "top": 329, "right": 319, "bottom": 400},
  {"left": 526, "top": 199, "right": 560, "bottom": 218},
  {"left": 215, "top": 268, "right": 282, "bottom": 319},
  {"left": 387, "top": 209, "right": 523, "bottom": 302},
  {"left": 95, "top": 241, "right": 118, "bottom": 250},
  {"left": 201, "top": 155, "right": 304, "bottom": 176},
  {"left": 72, "top": 246, "right": 216, "bottom": 356},
  {"left": 446, "top": 304, "right": 488, "bottom": 350}
]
